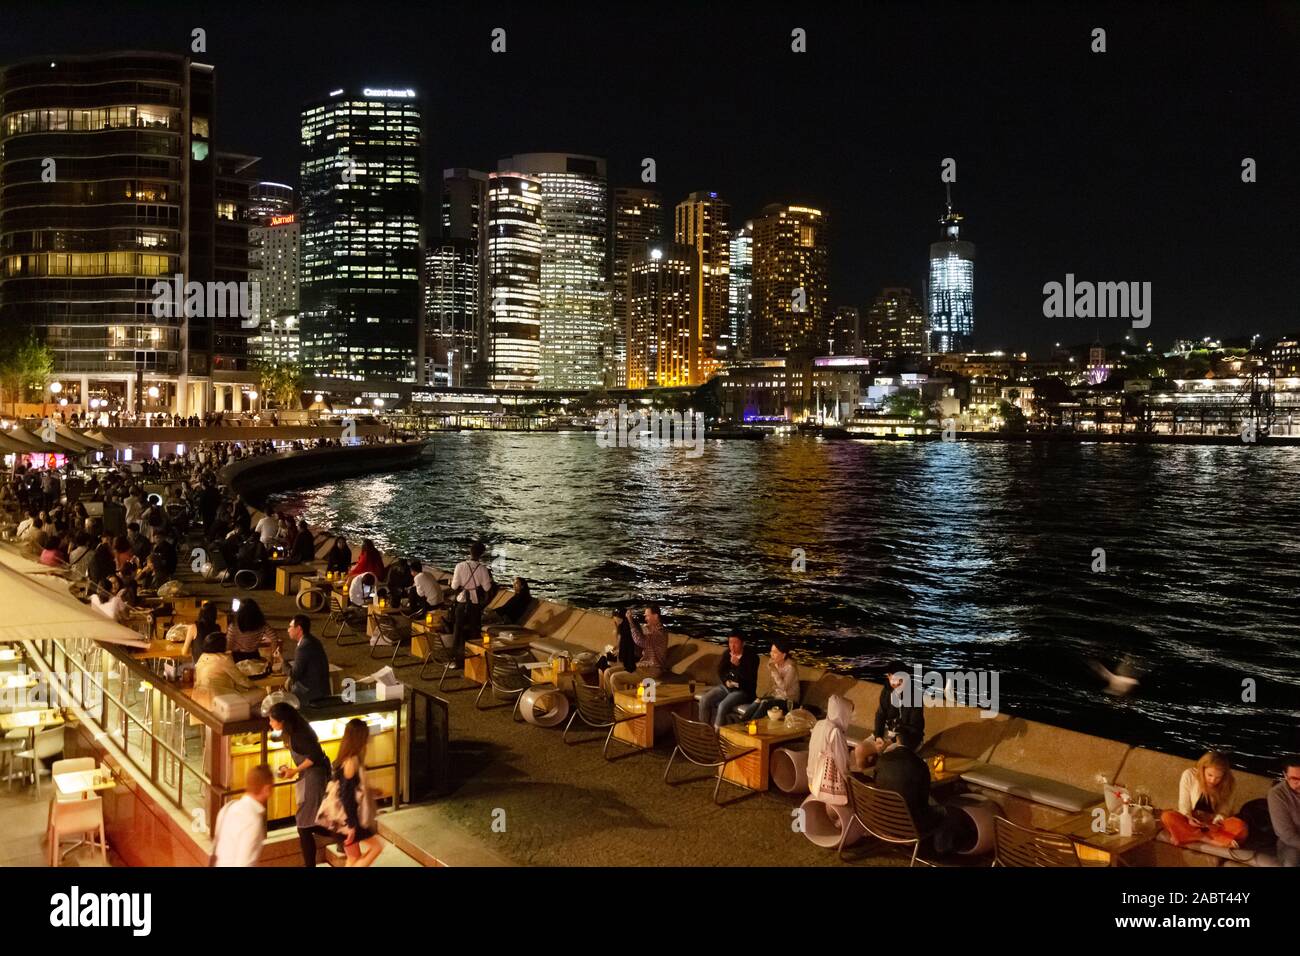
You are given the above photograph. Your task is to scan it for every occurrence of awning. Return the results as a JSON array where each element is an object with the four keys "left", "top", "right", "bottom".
[
  {"left": 0, "top": 550, "right": 149, "bottom": 648},
  {"left": 54, "top": 426, "right": 108, "bottom": 453},
  {"left": 3, "top": 427, "right": 62, "bottom": 454}
]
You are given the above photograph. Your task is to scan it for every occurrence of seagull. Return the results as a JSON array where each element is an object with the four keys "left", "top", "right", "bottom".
[{"left": 1089, "top": 659, "right": 1140, "bottom": 696}]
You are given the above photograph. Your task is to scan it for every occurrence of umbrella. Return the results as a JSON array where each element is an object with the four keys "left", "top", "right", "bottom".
[{"left": 0, "top": 550, "right": 149, "bottom": 648}]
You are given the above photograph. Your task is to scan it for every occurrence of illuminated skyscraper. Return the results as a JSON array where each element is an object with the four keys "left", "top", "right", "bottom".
[
  {"left": 829, "top": 306, "right": 861, "bottom": 356},
  {"left": 249, "top": 181, "right": 294, "bottom": 225},
  {"left": 440, "top": 168, "right": 489, "bottom": 385},
  {"left": 486, "top": 171, "right": 543, "bottom": 388},
  {"left": 299, "top": 87, "right": 422, "bottom": 382},
  {"left": 423, "top": 239, "right": 479, "bottom": 386},
  {"left": 498, "top": 153, "right": 609, "bottom": 390},
  {"left": 750, "top": 204, "right": 828, "bottom": 357},
  {"left": 927, "top": 187, "right": 975, "bottom": 352},
  {"left": 728, "top": 222, "right": 753, "bottom": 359},
  {"left": 865, "top": 287, "right": 925, "bottom": 359},
  {"left": 626, "top": 243, "right": 698, "bottom": 389},
  {"left": 248, "top": 209, "right": 300, "bottom": 364},
  {"left": 674, "top": 191, "right": 729, "bottom": 377},
  {"left": 609, "top": 187, "right": 663, "bottom": 386}
]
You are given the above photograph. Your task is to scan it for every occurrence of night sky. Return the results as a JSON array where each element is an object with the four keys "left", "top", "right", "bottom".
[{"left": 2, "top": 0, "right": 1297, "bottom": 354}]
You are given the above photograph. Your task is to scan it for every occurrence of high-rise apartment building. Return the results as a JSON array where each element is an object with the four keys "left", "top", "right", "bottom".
[
  {"left": 248, "top": 209, "right": 300, "bottom": 365},
  {"left": 626, "top": 244, "right": 698, "bottom": 389},
  {"left": 927, "top": 188, "right": 975, "bottom": 353},
  {"left": 423, "top": 238, "right": 479, "bottom": 387},
  {"left": 486, "top": 171, "right": 543, "bottom": 389},
  {"left": 299, "top": 87, "right": 422, "bottom": 382},
  {"left": 750, "top": 204, "right": 828, "bottom": 357},
  {"left": 864, "top": 287, "right": 926, "bottom": 359},
  {"left": 728, "top": 222, "right": 753, "bottom": 360},
  {"left": 440, "top": 168, "right": 489, "bottom": 386},
  {"left": 609, "top": 186, "right": 662, "bottom": 387},
  {"left": 830, "top": 306, "right": 861, "bottom": 356},
  {"left": 674, "top": 191, "right": 729, "bottom": 378},
  {"left": 498, "top": 153, "right": 609, "bottom": 390},
  {"left": 0, "top": 51, "right": 259, "bottom": 414}
]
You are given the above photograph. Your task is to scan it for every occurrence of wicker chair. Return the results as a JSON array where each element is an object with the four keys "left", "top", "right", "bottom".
[
  {"left": 369, "top": 612, "right": 420, "bottom": 668},
  {"left": 992, "top": 816, "right": 1096, "bottom": 867},
  {"left": 324, "top": 591, "right": 367, "bottom": 647},
  {"left": 563, "top": 675, "right": 641, "bottom": 758},
  {"left": 475, "top": 652, "right": 537, "bottom": 719},
  {"left": 663, "top": 713, "right": 756, "bottom": 804},
  {"left": 838, "top": 776, "right": 936, "bottom": 866}
]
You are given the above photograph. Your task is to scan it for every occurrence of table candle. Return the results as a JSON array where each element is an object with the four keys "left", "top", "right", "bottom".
[{"left": 747, "top": 720, "right": 758, "bottom": 734}]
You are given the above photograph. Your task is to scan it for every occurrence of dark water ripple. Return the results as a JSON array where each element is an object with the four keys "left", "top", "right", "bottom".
[{"left": 273, "top": 434, "right": 1300, "bottom": 770}]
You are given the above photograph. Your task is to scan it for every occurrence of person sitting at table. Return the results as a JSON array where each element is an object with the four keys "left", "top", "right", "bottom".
[
  {"left": 289, "top": 520, "right": 316, "bottom": 564},
  {"left": 325, "top": 535, "right": 352, "bottom": 573},
  {"left": 610, "top": 603, "right": 672, "bottom": 693},
  {"left": 874, "top": 726, "right": 960, "bottom": 855},
  {"left": 484, "top": 577, "right": 532, "bottom": 626},
  {"left": 67, "top": 531, "right": 94, "bottom": 580},
  {"left": 285, "top": 614, "right": 331, "bottom": 704},
  {"left": 150, "top": 527, "right": 178, "bottom": 578},
  {"left": 597, "top": 605, "right": 639, "bottom": 694},
  {"left": 90, "top": 575, "right": 131, "bottom": 623},
  {"left": 138, "top": 551, "right": 171, "bottom": 591},
  {"left": 38, "top": 532, "right": 67, "bottom": 567},
  {"left": 741, "top": 638, "right": 801, "bottom": 722},
  {"left": 1270, "top": 754, "right": 1300, "bottom": 867},
  {"left": 698, "top": 634, "right": 759, "bottom": 727},
  {"left": 236, "top": 531, "right": 272, "bottom": 587},
  {"left": 126, "top": 521, "right": 152, "bottom": 562},
  {"left": 348, "top": 571, "right": 378, "bottom": 607},
  {"left": 348, "top": 539, "right": 385, "bottom": 580},
  {"left": 385, "top": 558, "right": 414, "bottom": 596},
  {"left": 226, "top": 597, "right": 279, "bottom": 665},
  {"left": 409, "top": 560, "right": 445, "bottom": 613},
  {"left": 1160, "top": 751, "right": 1249, "bottom": 848},
  {"left": 254, "top": 509, "right": 280, "bottom": 548},
  {"left": 864, "top": 660, "right": 925, "bottom": 759},
  {"left": 181, "top": 602, "right": 221, "bottom": 665},
  {"left": 807, "top": 693, "right": 854, "bottom": 804},
  {"left": 112, "top": 533, "right": 134, "bottom": 572},
  {"left": 87, "top": 537, "right": 116, "bottom": 590},
  {"left": 194, "top": 632, "right": 258, "bottom": 698}
]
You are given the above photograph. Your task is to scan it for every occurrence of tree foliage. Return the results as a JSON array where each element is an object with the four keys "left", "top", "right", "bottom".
[{"left": 0, "top": 333, "right": 55, "bottom": 407}]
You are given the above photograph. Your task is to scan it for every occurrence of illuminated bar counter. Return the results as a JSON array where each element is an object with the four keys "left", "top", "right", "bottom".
[{"left": 25, "top": 636, "right": 405, "bottom": 867}]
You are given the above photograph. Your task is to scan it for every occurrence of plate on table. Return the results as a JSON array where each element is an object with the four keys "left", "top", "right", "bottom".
[{"left": 237, "top": 659, "right": 268, "bottom": 676}]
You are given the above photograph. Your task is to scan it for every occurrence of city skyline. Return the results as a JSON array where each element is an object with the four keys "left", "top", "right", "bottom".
[{"left": 0, "top": 2, "right": 1294, "bottom": 358}]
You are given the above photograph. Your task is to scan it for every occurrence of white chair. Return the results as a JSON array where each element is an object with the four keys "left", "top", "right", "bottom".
[
  {"left": 12, "top": 726, "right": 65, "bottom": 797},
  {"left": 50, "top": 757, "right": 96, "bottom": 802},
  {"left": 48, "top": 795, "right": 107, "bottom": 866}
]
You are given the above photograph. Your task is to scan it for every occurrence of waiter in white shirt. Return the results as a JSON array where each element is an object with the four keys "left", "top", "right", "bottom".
[
  {"left": 255, "top": 511, "right": 280, "bottom": 547},
  {"left": 449, "top": 542, "right": 494, "bottom": 661},
  {"left": 211, "top": 764, "right": 273, "bottom": 866}
]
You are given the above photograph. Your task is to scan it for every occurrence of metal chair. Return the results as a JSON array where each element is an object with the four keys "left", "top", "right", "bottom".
[
  {"left": 991, "top": 816, "right": 1093, "bottom": 867},
  {"left": 663, "top": 713, "right": 756, "bottom": 804},
  {"left": 838, "top": 776, "right": 936, "bottom": 866},
  {"left": 369, "top": 612, "right": 420, "bottom": 668},
  {"left": 563, "top": 675, "right": 641, "bottom": 758},
  {"left": 324, "top": 591, "right": 367, "bottom": 647},
  {"left": 475, "top": 652, "right": 537, "bottom": 719}
]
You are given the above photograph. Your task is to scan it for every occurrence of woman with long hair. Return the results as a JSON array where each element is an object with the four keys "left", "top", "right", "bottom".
[
  {"left": 1160, "top": 751, "right": 1249, "bottom": 848},
  {"left": 348, "top": 538, "right": 385, "bottom": 580},
  {"left": 332, "top": 719, "right": 387, "bottom": 867},
  {"left": 268, "top": 702, "right": 332, "bottom": 867},
  {"left": 226, "top": 597, "right": 279, "bottom": 664},
  {"left": 741, "top": 637, "right": 801, "bottom": 721},
  {"left": 181, "top": 601, "right": 220, "bottom": 665},
  {"left": 325, "top": 535, "right": 352, "bottom": 573}
]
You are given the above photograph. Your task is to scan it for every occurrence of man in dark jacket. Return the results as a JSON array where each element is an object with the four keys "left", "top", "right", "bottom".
[
  {"left": 286, "top": 615, "right": 332, "bottom": 704},
  {"left": 873, "top": 726, "right": 961, "bottom": 856},
  {"left": 698, "top": 635, "right": 759, "bottom": 727},
  {"left": 873, "top": 659, "right": 925, "bottom": 751}
]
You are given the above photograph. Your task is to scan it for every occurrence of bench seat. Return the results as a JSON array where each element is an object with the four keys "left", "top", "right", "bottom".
[{"left": 960, "top": 764, "right": 1098, "bottom": 813}]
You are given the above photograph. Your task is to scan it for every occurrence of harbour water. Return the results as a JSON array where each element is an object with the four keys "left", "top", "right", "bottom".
[{"left": 273, "top": 432, "right": 1300, "bottom": 767}]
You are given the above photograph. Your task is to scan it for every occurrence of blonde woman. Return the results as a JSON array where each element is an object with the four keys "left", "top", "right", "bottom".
[{"left": 1160, "top": 751, "right": 1249, "bottom": 848}]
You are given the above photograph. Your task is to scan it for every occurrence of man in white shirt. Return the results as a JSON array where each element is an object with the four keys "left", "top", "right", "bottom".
[
  {"left": 211, "top": 764, "right": 273, "bottom": 867},
  {"left": 90, "top": 578, "right": 130, "bottom": 623},
  {"left": 412, "top": 560, "right": 444, "bottom": 609},
  {"left": 449, "top": 542, "right": 494, "bottom": 660},
  {"left": 123, "top": 491, "right": 145, "bottom": 526},
  {"left": 348, "top": 571, "right": 377, "bottom": 607},
  {"left": 255, "top": 511, "right": 280, "bottom": 547}
]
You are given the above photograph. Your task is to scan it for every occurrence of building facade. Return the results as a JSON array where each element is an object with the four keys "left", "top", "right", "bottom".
[
  {"left": 626, "top": 243, "right": 698, "bottom": 389},
  {"left": 750, "top": 204, "right": 829, "bottom": 357},
  {"left": 498, "top": 153, "right": 609, "bottom": 391},
  {"left": 864, "top": 287, "right": 925, "bottom": 359},
  {"left": 728, "top": 222, "right": 753, "bottom": 360},
  {"left": 830, "top": 306, "right": 861, "bottom": 356},
  {"left": 674, "top": 191, "right": 730, "bottom": 378},
  {"left": 927, "top": 190, "right": 975, "bottom": 353},
  {"left": 247, "top": 209, "right": 300, "bottom": 365},
  {"left": 423, "top": 238, "right": 480, "bottom": 387},
  {"left": 299, "top": 87, "right": 422, "bottom": 382},
  {"left": 486, "top": 171, "right": 543, "bottom": 389},
  {"left": 609, "top": 186, "right": 662, "bottom": 387},
  {"left": 0, "top": 51, "right": 255, "bottom": 415}
]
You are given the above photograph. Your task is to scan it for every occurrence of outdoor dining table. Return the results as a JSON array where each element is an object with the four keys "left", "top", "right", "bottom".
[
  {"left": 612, "top": 683, "right": 698, "bottom": 750},
  {"left": 1049, "top": 803, "right": 1161, "bottom": 866},
  {"left": 54, "top": 765, "right": 116, "bottom": 798},
  {"left": 0, "top": 708, "right": 66, "bottom": 760},
  {"left": 719, "top": 718, "right": 812, "bottom": 791},
  {"left": 464, "top": 635, "right": 534, "bottom": 685}
]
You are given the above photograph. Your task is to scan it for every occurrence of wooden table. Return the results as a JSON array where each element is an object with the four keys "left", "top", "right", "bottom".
[
  {"left": 1050, "top": 804, "right": 1160, "bottom": 865},
  {"left": 719, "top": 719, "right": 812, "bottom": 791},
  {"left": 131, "top": 639, "right": 190, "bottom": 662},
  {"left": 0, "top": 708, "right": 65, "bottom": 733},
  {"left": 464, "top": 636, "right": 533, "bottom": 685},
  {"left": 0, "top": 673, "right": 37, "bottom": 692},
  {"left": 612, "top": 683, "right": 698, "bottom": 750},
  {"left": 54, "top": 767, "right": 117, "bottom": 797}
]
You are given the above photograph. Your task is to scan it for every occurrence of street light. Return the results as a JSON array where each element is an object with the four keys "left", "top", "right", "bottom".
[
  {"left": 48, "top": 381, "right": 62, "bottom": 394},
  {"left": 373, "top": 398, "right": 385, "bottom": 409},
  {"left": 147, "top": 386, "right": 160, "bottom": 400}
]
